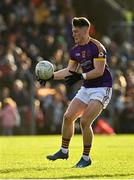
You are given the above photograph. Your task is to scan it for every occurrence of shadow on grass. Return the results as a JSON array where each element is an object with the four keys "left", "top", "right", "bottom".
[
  {"left": 0, "top": 167, "right": 46, "bottom": 174},
  {"left": 0, "top": 166, "right": 68, "bottom": 174},
  {"left": 0, "top": 168, "right": 134, "bottom": 179},
  {"left": 59, "top": 173, "right": 134, "bottom": 179}
]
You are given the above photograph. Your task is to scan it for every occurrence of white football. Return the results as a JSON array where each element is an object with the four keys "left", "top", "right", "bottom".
[{"left": 35, "top": 60, "right": 54, "bottom": 80}]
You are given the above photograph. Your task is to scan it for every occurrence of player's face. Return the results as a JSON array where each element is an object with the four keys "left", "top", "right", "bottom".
[{"left": 72, "top": 26, "right": 87, "bottom": 44}]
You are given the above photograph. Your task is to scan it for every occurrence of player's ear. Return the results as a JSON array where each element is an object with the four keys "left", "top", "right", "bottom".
[
  {"left": 86, "top": 27, "right": 90, "bottom": 33},
  {"left": 82, "top": 27, "right": 88, "bottom": 33}
]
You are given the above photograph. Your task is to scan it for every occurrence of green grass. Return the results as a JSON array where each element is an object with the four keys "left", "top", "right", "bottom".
[{"left": 0, "top": 135, "right": 134, "bottom": 179}]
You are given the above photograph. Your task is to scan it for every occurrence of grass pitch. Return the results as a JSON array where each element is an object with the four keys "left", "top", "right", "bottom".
[{"left": 0, "top": 135, "right": 134, "bottom": 179}]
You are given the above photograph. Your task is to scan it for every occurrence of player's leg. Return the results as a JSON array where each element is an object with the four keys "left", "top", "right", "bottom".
[
  {"left": 62, "top": 98, "right": 86, "bottom": 139},
  {"left": 60, "top": 98, "right": 86, "bottom": 154},
  {"left": 81, "top": 100, "right": 103, "bottom": 147},
  {"left": 46, "top": 98, "right": 86, "bottom": 161},
  {"left": 74, "top": 100, "right": 103, "bottom": 168},
  {"left": 74, "top": 87, "right": 112, "bottom": 168}
]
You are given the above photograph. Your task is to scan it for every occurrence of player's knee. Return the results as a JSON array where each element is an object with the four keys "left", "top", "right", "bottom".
[
  {"left": 80, "top": 119, "right": 88, "bottom": 129},
  {"left": 63, "top": 112, "right": 73, "bottom": 124},
  {"left": 80, "top": 116, "right": 92, "bottom": 129}
]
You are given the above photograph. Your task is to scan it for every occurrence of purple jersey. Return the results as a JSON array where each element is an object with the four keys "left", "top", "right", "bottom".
[{"left": 70, "top": 38, "right": 112, "bottom": 88}]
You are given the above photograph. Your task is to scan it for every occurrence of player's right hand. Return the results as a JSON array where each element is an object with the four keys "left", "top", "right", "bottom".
[{"left": 65, "top": 70, "right": 83, "bottom": 86}]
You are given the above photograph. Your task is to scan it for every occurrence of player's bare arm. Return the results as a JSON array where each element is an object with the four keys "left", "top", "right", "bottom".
[
  {"left": 53, "top": 60, "right": 78, "bottom": 80},
  {"left": 84, "top": 58, "right": 106, "bottom": 80}
]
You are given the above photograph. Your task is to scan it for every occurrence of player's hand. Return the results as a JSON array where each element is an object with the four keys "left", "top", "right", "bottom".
[
  {"left": 36, "top": 78, "right": 47, "bottom": 86},
  {"left": 65, "top": 70, "right": 83, "bottom": 86},
  {"left": 36, "top": 75, "right": 54, "bottom": 86}
]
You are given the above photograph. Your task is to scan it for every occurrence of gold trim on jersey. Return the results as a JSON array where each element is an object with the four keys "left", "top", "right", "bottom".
[
  {"left": 69, "top": 59, "right": 76, "bottom": 63},
  {"left": 94, "top": 58, "right": 106, "bottom": 61}
]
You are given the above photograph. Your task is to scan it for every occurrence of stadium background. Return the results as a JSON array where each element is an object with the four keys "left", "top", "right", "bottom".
[{"left": 0, "top": 0, "right": 134, "bottom": 135}]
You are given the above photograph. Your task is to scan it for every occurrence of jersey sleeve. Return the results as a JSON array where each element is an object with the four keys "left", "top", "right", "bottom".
[
  {"left": 69, "top": 48, "right": 77, "bottom": 61},
  {"left": 93, "top": 44, "right": 106, "bottom": 61}
]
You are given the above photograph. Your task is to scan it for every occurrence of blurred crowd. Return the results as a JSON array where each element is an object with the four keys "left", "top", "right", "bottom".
[{"left": 0, "top": 0, "right": 134, "bottom": 135}]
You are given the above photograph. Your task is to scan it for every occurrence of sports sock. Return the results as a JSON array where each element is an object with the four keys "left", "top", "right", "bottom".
[
  {"left": 82, "top": 144, "right": 91, "bottom": 160},
  {"left": 82, "top": 155, "right": 89, "bottom": 161},
  {"left": 61, "top": 137, "right": 70, "bottom": 154},
  {"left": 61, "top": 147, "right": 68, "bottom": 154}
]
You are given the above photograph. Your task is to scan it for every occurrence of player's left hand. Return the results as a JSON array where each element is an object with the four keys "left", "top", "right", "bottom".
[
  {"left": 65, "top": 70, "right": 83, "bottom": 86},
  {"left": 36, "top": 77, "right": 47, "bottom": 86},
  {"left": 36, "top": 75, "right": 54, "bottom": 86}
]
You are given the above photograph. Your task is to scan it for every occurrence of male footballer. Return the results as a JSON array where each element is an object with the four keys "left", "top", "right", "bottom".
[{"left": 38, "top": 17, "right": 112, "bottom": 168}]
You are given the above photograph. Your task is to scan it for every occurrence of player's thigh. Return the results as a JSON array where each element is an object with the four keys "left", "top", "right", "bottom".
[
  {"left": 64, "top": 98, "right": 87, "bottom": 122},
  {"left": 80, "top": 100, "right": 103, "bottom": 126}
]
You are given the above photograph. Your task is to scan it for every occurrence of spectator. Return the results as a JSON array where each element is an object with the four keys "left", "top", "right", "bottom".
[
  {"left": 0, "top": 98, "right": 20, "bottom": 135},
  {"left": 11, "top": 79, "right": 31, "bottom": 134}
]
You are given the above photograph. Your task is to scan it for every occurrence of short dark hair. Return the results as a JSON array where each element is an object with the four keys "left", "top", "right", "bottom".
[{"left": 72, "top": 17, "right": 90, "bottom": 27}]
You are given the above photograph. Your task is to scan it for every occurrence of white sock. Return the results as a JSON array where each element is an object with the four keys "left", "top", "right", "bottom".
[
  {"left": 61, "top": 147, "right": 68, "bottom": 154},
  {"left": 82, "top": 155, "right": 89, "bottom": 161}
]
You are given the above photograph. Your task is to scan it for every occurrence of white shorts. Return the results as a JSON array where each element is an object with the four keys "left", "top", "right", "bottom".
[{"left": 75, "top": 86, "right": 112, "bottom": 109}]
